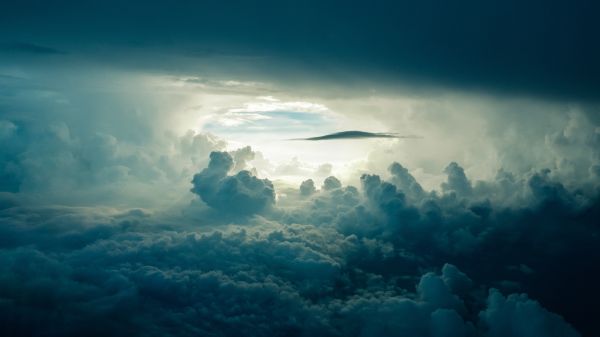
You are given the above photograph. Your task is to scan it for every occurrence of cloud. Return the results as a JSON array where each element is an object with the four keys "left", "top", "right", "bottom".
[
  {"left": 230, "top": 145, "right": 256, "bottom": 172},
  {"left": 1, "top": 79, "right": 599, "bottom": 336},
  {"left": 0, "top": 155, "right": 595, "bottom": 336},
  {"left": 322, "top": 176, "right": 342, "bottom": 190},
  {"left": 3, "top": 1, "right": 599, "bottom": 99},
  {"left": 294, "top": 130, "right": 420, "bottom": 141},
  {"left": 300, "top": 179, "right": 316, "bottom": 196},
  {"left": 480, "top": 289, "right": 580, "bottom": 337},
  {"left": 271, "top": 154, "right": 599, "bottom": 335},
  {"left": 0, "top": 95, "right": 596, "bottom": 337},
  {"left": 0, "top": 119, "right": 225, "bottom": 206},
  {"left": 442, "top": 162, "right": 473, "bottom": 197},
  {"left": 191, "top": 150, "right": 275, "bottom": 215},
  {"left": 389, "top": 162, "right": 426, "bottom": 200}
]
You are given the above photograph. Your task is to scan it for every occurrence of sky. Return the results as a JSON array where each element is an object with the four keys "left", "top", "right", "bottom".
[{"left": 1, "top": 1, "right": 600, "bottom": 336}]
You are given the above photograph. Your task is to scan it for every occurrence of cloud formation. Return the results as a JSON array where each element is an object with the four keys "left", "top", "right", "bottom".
[
  {"left": 1, "top": 147, "right": 598, "bottom": 336},
  {"left": 0, "top": 57, "right": 599, "bottom": 336},
  {"left": 191, "top": 151, "right": 275, "bottom": 215},
  {"left": 0, "top": 199, "right": 585, "bottom": 337},
  {"left": 300, "top": 179, "right": 316, "bottom": 196},
  {"left": 2, "top": 0, "right": 599, "bottom": 99},
  {"left": 293, "top": 131, "right": 417, "bottom": 141}
]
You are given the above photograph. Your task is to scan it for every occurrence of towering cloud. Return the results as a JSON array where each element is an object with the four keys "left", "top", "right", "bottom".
[
  {"left": 191, "top": 150, "right": 275, "bottom": 215},
  {"left": 322, "top": 176, "right": 342, "bottom": 191},
  {"left": 389, "top": 162, "right": 426, "bottom": 200},
  {"left": 442, "top": 162, "right": 472, "bottom": 197},
  {"left": 300, "top": 179, "right": 316, "bottom": 196}
]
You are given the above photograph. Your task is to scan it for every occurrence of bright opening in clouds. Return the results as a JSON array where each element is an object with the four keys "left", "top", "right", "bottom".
[{"left": 1, "top": 1, "right": 600, "bottom": 337}]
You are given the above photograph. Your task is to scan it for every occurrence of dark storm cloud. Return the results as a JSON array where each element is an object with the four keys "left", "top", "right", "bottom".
[
  {"left": 1, "top": 0, "right": 598, "bottom": 99},
  {"left": 293, "top": 131, "right": 418, "bottom": 141}
]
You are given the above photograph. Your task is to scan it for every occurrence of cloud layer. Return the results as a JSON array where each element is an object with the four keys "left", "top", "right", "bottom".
[
  {"left": 0, "top": 39, "right": 599, "bottom": 336},
  {"left": 2, "top": 0, "right": 599, "bottom": 99},
  {"left": 1, "top": 147, "right": 598, "bottom": 336}
]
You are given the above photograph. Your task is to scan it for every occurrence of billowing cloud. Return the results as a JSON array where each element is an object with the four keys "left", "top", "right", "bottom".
[
  {"left": 0, "top": 30, "right": 599, "bottom": 337},
  {"left": 191, "top": 151, "right": 275, "bottom": 215},
  {"left": 1, "top": 94, "right": 598, "bottom": 335},
  {"left": 300, "top": 179, "right": 316, "bottom": 196},
  {"left": 442, "top": 162, "right": 473, "bottom": 197},
  {"left": 322, "top": 176, "right": 342, "bottom": 191},
  {"left": 1, "top": 144, "right": 597, "bottom": 336},
  {"left": 0, "top": 202, "right": 584, "bottom": 336},
  {"left": 480, "top": 289, "right": 580, "bottom": 337}
]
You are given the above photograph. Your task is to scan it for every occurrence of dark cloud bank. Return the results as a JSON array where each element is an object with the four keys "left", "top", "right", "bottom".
[
  {"left": 1, "top": 148, "right": 599, "bottom": 337},
  {"left": 2, "top": 0, "right": 599, "bottom": 100}
]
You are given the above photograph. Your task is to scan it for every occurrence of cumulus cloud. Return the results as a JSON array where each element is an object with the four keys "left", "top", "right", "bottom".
[
  {"left": 272, "top": 155, "right": 599, "bottom": 336},
  {"left": 0, "top": 64, "right": 244, "bottom": 207},
  {"left": 442, "top": 162, "right": 473, "bottom": 197},
  {"left": 322, "top": 176, "right": 342, "bottom": 190},
  {"left": 480, "top": 289, "right": 580, "bottom": 337},
  {"left": 0, "top": 116, "right": 226, "bottom": 206},
  {"left": 231, "top": 146, "right": 256, "bottom": 172},
  {"left": 0, "top": 156, "right": 595, "bottom": 336},
  {"left": 191, "top": 150, "right": 275, "bottom": 215},
  {"left": 2, "top": 91, "right": 599, "bottom": 336},
  {"left": 389, "top": 162, "right": 426, "bottom": 200},
  {"left": 300, "top": 179, "right": 316, "bottom": 196}
]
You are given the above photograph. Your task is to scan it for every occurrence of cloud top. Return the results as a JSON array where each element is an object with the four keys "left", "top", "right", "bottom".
[{"left": 191, "top": 150, "right": 275, "bottom": 215}]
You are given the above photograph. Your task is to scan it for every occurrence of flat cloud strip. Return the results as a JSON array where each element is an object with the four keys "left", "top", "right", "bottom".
[{"left": 292, "top": 130, "right": 421, "bottom": 141}]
